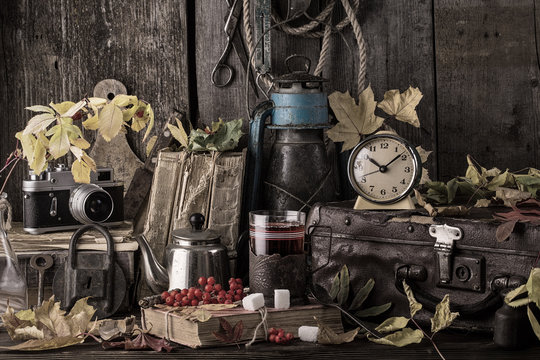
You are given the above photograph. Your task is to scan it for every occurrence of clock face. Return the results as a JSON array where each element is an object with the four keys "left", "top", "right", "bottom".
[{"left": 348, "top": 134, "right": 421, "bottom": 204}]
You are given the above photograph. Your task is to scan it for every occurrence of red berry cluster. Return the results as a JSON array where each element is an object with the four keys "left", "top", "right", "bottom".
[
  {"left": 160, "top": 277, "right": 245, "bottom": 308},
  {"left": 267, "top": 327, "right": 294, "bottom": 345}
]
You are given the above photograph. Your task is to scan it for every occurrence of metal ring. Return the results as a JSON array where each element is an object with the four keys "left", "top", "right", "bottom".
[
  {"left": 30, "top": 254, "right": 54, "bottom": 270},
  {"left": 211, "top": 63, "right": 234, "bottom": 87}
]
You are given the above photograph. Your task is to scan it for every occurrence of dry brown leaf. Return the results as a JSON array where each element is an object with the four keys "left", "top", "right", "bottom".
[
  {"left": 474, "top": 199, "right": 492, "bottom": 208},
  {"left": 327, "top": 86, "right": 384, "bottom": 151},
  {"left": 496, "top": 220, "right": 518, "bottom": 242},
  {"left": 436, "top": 206, "right": 470, "bottom": 217},
  {"left": 315, "top": 317, "right": 359, "bottom": 345},
  {"left": 496, "top": 187, "right": 532, "bottom": 207},
  {"left": 212, "top": 318, "right": 244, "bottom": 344},
  {"left": 377, "top": 86, "right": 423, "bottom": 127},
  {"left": 414, "top": 189, "right": 437, "bottom": 217},
  {"left": 415, "top": 146, "right": 432, "bottom": 164},
  {"left": 198, "top": 303, "right": 237, "bottom": 311},
  {"left": 0, "top": 336, "right": 84, "bottom": 351}
]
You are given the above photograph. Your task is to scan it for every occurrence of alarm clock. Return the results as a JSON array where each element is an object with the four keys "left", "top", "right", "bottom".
[{"left": 347, "top": 131, "right": 422, "bottom": 210}]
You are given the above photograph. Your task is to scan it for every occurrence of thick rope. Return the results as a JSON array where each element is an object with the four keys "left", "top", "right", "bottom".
[{"left": 243, "top": 0, "right": 366, "bottom": 96}]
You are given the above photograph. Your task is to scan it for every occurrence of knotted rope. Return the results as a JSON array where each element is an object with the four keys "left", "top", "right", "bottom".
[{"left": 245, "top": 306, "right": 269, "bottom": 347}]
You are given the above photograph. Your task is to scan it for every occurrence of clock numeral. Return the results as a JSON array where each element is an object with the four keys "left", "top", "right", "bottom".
[
  {"left": 395, "top": 146, "right": 399, "bottom": 152},
  {"left": 380, "top": 189, "right": 386, "bottom": 195},
  {"left": 354, "top": 161, "right": 363, "bottom": 170},
  {"left": 369, "top": 186, "right": 374, "bottom": 192},
  {"left": 400, "top": 179, "right": 406, "bottom": 184},
  {"left": 392, "top": 186, "right": 398, "bottom": 193},
  {"left": 404, "top": 166, "right": 411, "bottom": 173},
  {"left": 401, "top": 154, "right": 407, "bottom": 161},
  {"left": 363, "top": 154, "right": 369, "bottom": 160},
  {"left": 369, "top": 145, "right": 377, "bottom": 152},
  {"left": 380, "top": 142, "right": 389, "bottom": 149},
  {"left": 360, "top": 176, "right": 367, "bottom": 183}
]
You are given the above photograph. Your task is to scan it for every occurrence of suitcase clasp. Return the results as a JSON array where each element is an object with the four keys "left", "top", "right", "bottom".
[{"left": 430, "top": 224, "right": 463, "bottom": 284}]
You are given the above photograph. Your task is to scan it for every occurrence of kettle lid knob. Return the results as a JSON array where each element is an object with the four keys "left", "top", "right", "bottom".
[{"left": 190, "top": 213, "right": 205, "bottom": 231}]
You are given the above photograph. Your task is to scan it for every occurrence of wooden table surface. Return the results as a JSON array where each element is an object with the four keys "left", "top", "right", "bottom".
[{"left": 1, "top": 327, "right": 540, "bottom": 360}]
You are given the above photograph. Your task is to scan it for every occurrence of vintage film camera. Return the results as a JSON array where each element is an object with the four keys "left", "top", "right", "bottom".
[{"left": 22, "top": 164, "right": 124, "bottom": 234}]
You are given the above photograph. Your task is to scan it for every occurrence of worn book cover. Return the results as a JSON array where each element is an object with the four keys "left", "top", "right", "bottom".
[{"left": 141, "top": 304, "right": 342, "bottom": 348}]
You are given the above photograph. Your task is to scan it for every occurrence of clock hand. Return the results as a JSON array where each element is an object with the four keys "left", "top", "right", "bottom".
[
  {"left": 367, "top": 156, "right": 383, "bottom": 168},
  {"left": 362, "top": 169, "right": 380, "bottom": 177},
  {"left": 385, "top": 151, "right": 405, "bottom": 168}
]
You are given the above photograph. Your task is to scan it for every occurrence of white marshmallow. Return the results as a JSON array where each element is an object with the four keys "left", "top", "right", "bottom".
[
  {"left": 298, "top": 326, "right": 319, "bottom": 342},
  {"left": 274, "top": 289, "right": 290, "bottom": 309},
  {"left": 242, "top": 293, "right": 265, "bottom": 311}
]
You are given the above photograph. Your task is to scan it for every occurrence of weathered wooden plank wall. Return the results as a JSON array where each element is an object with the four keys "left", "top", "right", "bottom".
[{"left": 1, "top": 0, "right": 539, "bottom": 220}]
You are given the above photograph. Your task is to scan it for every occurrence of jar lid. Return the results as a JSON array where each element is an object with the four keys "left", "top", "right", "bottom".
[{"left": 171, "top": 213, "right": 220, "bottom": 244}]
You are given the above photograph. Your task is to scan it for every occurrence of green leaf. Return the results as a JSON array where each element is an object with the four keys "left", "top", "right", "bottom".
[
  {"left": 368, "top": 327, "right": 424, "bottom": 347},
  {"left": 487, "top": 170, "right": 515, "bottom": 191},
  {"left": 188, "top": 118, "right": 243, "bottom": 152},
  {"left": 354, "top": 303, "right": 392, "bottom": 317},
  {"left": 329, "top": 272, "right": 340, "bottom": 300},
  {"left": 25, "top": 105, "right": 55, "bottom": 114},
  {"left": 337, "top": 265, "right": 350, "bottom": 307},
  {"left": 402, "top": 281, "right": 422, "bottom": 318},
  {"left": 375, "top": 316, "right": 409, "bottom": 334},
  {"left": 430, "top": 294, "right": 459, "bottom": 334},
  {"left": 327, "top": 86, "right": 384, "bottom": 151},
  {"left": 526, "top": 268, "right": 540, "bottom": 307},
  {"left": 349, "top": 278, "right": 374, "bottom": 311},
  {"left": 505, "top": 284, "right": 527, "bottom": 303},
  {"left": 515, "top": 175, "right": 540, "bottom": 196},
  {"left": 446, "top": 178, "right": 459, "bottom": 204},
  {"left": 527, "top": 305, "right": 540, "bottom": 341},
  {"left": 377, "top": 86, "right": 423, "bottom": 127}
]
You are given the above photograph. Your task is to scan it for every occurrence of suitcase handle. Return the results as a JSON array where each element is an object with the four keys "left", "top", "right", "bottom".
[{"left": 395, "top": 265, "right": 525, "bottom": 316}]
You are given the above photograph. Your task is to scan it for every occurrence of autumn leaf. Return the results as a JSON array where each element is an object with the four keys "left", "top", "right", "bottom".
[
  {"left": 198, "top": 303, "right": 237, "bottom": 311},
  {"left": 72, "top": 159, "right": 91, "bottom": 183},
  {"left": 415, "top": 146, "right": 432, "bottom": 164},
  {"left": 112, "top": 94, "right": 138, "bottom": 107},
  {"left": 526, "top": 268, "right": 540, "bottom": 308},
  {"left": 142, "top": 104, "right": 155, "bottom": 142},
  {"left": 329, "top": 272, "right": 340, "bottom": 300},
  {"left": 430, "top": 294, "right": 459, "bottom": 334},
  {"left": 337, "top": 265, "right": 350, "bottom": 307},
  {"left": 327, "top": 86, "right": 384, "bottom": 151},
  {"left": 368, "top": 327, "right": 423, "bottom": 347},
  {"left": 349, "top": 278, "right": 374, "bottom": 311},
  {"left": 29, "top": 135, "right": 47, "bottom": 175},
  {"left": 403, "top": 281, "right": 422, "bottom": 318},
  {"left": 98, "top": 102, "right": 124, "bottom": 141},
  {"left": 0, "top": 336, "right": 85, "bottom": 351},
  {"left": 22, "top": 113, "right": 56, "bottom": 135},
  {"left": 212, "top": 318, "right": 244, "bottom": 344},
  {"left": 50, "top": 101, "right": 75, "bottom": 115},
  {"left": 375, "top": 316, "right": 409, "bottom": 334},
  {"left": 15, "top": 131, "right": 36, "bottom": 163},
  {"left": 146, "top": 136, "right": 157, "bottom": 156},
  {"left": 63, "top": 100, "right": 87, "bottom": 117},
  {"left": 48, "top": 124, "right": 71, "bottom": 158},
  {"left": 88, "top": 97, "right": 107, "bottom": 106},
  {"left": 168, "top": 117, "right": 189, "bottom": 148},
  {"left": 70, "top": 137, "right": 91, "bottom": 149},
  {"left": 315, "top": 317, "right": 358, "bottom": 345},
  {"left": 505, "top": 284, "right": 527, "bottom": 304},
  {"left": 354, "top": 303, "right": 392, "bottom": 318},
  {"left": 188, "top": 118, "right": 243, "bottom": 152},
  {"left": 25, "top": 105, "right": 55, "bottom": 114},
  {"left": 103, "top": 331, "right": 173, "bottom": 352},
  {"left": 377, "top": 86, "right": 423, "bottom": 127},
  {"left": 82, "top": 104, "right": 100, "bottom": 130}
]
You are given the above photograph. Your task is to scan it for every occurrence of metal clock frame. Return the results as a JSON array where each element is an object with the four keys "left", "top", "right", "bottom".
[{"left": 347, "top": 133, "right": 422, "bottom": 205}]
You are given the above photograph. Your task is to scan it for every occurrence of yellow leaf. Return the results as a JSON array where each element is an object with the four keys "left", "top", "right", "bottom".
[
  {"left": 375, "top": 316, "right": 409, "bottom": 334},
  {"left": 142, "top": 104, "right": 154, "bottom": 142},
  {"left": 70, "top": 146, "right": 83, "bottom": 160},
  {"left": 49, "top": 101, "right": 75, "bottom": 115},
  {"left": 15, "top": 131, "right": 36, "bottom": 162},
  {"left": 48, "top": 124, "right": 71, "bottom": 159},
  {"left": 98, "top": 102, "right": 124, "bottom": 141},
  {"left": 327, "top": 86, "right": 384, "bottom": 151},
  {"left": 30, "top": 138, "right": 47, "bottom": 175},
  {"left": 377, "top": 86, "right": 423, "bottom": 127},
  {"left": 23, "top": 113, "right": 56, "bottom": 135},
  {"left": 130, "top": 107, "right": 149, "bottom": 132},
  {"left": 65, "top": 297, "right": 96, "bottom": 336},
  {"left": 112, "top": 94, "right": 138, "bottom": 107},
  {"left": 167, "top": 122, "right": 189, "bottom": 148},
  {"left": 368, "top": 327, "right": 423, "bottom": 347},
  {"left": 82, "top": 153, "right": 96, "bottom": 171},
  {"left": 315, "top": 317, "right": 358, "bottom": 345},
  {"left": 146, "top": 135, "right": 157, "bottom": 156},
  {"left": 527, "top": 305, "right": 540, "bottom": 340},
  {"left": 25, "top": 105, "right": 55, "bottom": 114},
  {"left": 62, "top": 100, "right": 87, "bottom": 117},
  {"left": 430, "top": 294, "right": 459, "bottom": 333},
  {"left": 37, "top": 132, "right": 49, "bottom": 147},
  {"left": 70, "top": 137, "right": 90, "bottom": 149},
  {"left": 402, "top": 281, "right": 422, "bottom": 318},
  {"left": 82, "top": 113, "right": 99, "bottom": 130},
  {"left": 88, "top": 97, "right": 107, "bottom": 106},
  {"left": 71, "top": 159, "right": 91, "bottom": 183},
  {"left": 122, "top": 103, "right": 141, "bottom": 124}
]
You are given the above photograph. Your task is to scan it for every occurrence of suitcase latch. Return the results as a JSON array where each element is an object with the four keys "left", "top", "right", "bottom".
[{"left": 430, "top": 224, "right": 463, "bottom": 284}]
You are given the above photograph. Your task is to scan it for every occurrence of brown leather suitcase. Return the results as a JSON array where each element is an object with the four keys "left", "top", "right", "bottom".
[{"left": 307, "top": 201, "right": 540, "bottom": 331}]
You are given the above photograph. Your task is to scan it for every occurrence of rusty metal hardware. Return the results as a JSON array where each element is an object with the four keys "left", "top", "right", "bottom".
[
  {"left": 430, "top": 224, "right": 462, "bottom": 284},
  {"left": 30, "top": 254, "right": 54, "bottom": 306}
]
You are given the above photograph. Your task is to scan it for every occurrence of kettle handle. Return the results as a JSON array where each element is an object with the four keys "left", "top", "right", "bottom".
[{"left": 245, "top": 100, "right": 274, "bottom": 214}]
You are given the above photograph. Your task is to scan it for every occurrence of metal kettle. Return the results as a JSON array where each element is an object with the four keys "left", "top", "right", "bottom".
[
  {"left": 135, "top": 213, "right": 230, "bottom": 293},
  {"left": 246, "top": 55, "right": 337, "bottom": 212}
]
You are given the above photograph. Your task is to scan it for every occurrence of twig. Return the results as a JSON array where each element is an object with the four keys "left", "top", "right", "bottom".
[
  {"left": 0, "top": 157, "right": 21, "bottom": 195},
  {"left": 410, "top": 318, "right": 445, "bottom": 360}
]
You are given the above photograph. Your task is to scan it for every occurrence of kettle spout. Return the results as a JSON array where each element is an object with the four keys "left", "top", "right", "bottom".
[{"left": 134, "top": 234, "right": 169, "bottom": 293}]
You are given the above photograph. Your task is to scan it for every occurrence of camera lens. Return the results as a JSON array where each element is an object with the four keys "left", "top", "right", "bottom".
[{"left": 69, "top": 184, "right": 114, "bottom": 224}]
